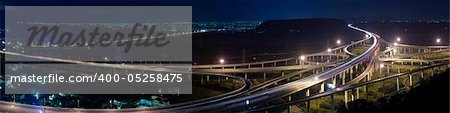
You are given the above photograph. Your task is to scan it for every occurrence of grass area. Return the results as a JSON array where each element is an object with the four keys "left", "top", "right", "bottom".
[
  {"left": 339, "top": 69, "right": 449, "bottom": 112},
  {"left": 410, "top": 52, "right": 450, "bottom": 60},
  {"left": 350, "top": 46, "right": 370, "bottom": 55},
  {"left": 296, "top": 64, "right": 448, "bottom": 112}
]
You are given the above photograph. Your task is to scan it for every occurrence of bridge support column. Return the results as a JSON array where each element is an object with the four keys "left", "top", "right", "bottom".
[
  {"left": 306, "top": 100, "right": 311, "bottom": 113},
  {"left": 356, "top": 87, "right": 360, "bottom": 99},
  {"left": 244, "top": 73, "right": 248, "bottom": 79},
  {"left": 396, "top": 77, "right": 400, "bottom": 91},
  {"left": 331, "top": 94, "right": 335, "bottom": 113},
  {"left": 207, "top": 75, "right": 210, "bottom": 82},
  {"left": 387, "top": 65, "right": 390, "bottom": 74},
  {"left": 344, "top": 91, "right": 348, "bottom": 108},
  {"left": 409, "top": 74, "right": 413, "bottom": 86},
  {"left": 333, "top": 76, "right": 337, "bottom": 86},
  {"left": 320, "top": 82, "right": 325, "bottom": 93},
  {"left": 420, "top": 71, "right": 424, "bottom": 79},
  {"left": 431, "top": 68, "right": 434, "bottom": 76},
  {"left": 263, "top": 73, "right": 266, "bottom": 81},
  {"left": 218, "top": 76, "right": 221, "bottom": 84},
  {"left": 351, "top": 93, "right": 354, "bottom": 101},
  {"left": 201, "top": 75, "right": 204, "bottom": 84},
  {"left": 436, "top": 67, "right": 440, "bottom": 73},
  {"left": 350, "top": 68, "right": 353, "bottom": 80},
  {"left": 365, "top": 76, "right": 369, "bottom": 99},
  {"left": 288, "top": 96, "right": 292, "bottom": 113},
  {"left": 342, "top": 72, "right": 346, "bottom": 84},
  {"left": 306, "top": 89, "right": 311, "bottom": 113}
]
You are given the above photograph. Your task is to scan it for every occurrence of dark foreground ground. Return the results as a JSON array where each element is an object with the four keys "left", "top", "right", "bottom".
[{"left": 339, "top": 69, "right": 450, "bottom": 112}]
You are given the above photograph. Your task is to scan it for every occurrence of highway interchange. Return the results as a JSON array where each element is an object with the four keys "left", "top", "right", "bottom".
[{"left": 0, "top": 24, "right": 449, "bottom": 113}]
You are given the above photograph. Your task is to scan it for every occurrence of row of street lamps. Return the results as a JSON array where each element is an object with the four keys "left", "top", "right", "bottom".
[
  {"left": 218, "top": 37, "right": 443, "bottom": 64},
  {"left": 396, "top": 36, "right": 442, "bottom": 44}
]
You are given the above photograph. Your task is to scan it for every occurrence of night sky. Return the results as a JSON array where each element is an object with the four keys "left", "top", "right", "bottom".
[{"left": 1, "top": 0, "right": 449, "bottom": 21}]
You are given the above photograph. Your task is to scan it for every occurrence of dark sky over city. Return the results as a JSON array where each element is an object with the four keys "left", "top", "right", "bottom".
[{"left": 2, "top": 0, "right": 449, "bottom": 21}]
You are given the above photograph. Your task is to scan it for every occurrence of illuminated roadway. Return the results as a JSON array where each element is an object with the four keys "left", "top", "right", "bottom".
[{"left": 0, "top": 24, "right": 448, "bottom": 112}]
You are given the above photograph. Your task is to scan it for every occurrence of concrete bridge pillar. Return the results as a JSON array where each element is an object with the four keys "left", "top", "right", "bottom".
[
  {"left": 332, "top": 76, "right": 337, "bottom": 86},
  {"left": 331, "top": 94, "right": 335, "bottom": 113},
  {"left": 263, "top": 73, "right": 266, "bottom": 81},
  {"left": 351, "top": 93, "right": 354, "bottom": 101},
  {"left": 409, "top": 74, "right": 413, "bottom": 86},
  {"left": 431, "top": 68, "right": 434, "bottom": 76},
  {"left": 342, "top": 72, "right": 346, "bottom": 84},
  {"left": 244, "top": 73, "right": 248, "bottom": 79},
  {"left": 350, "top": 67, "right": 353, "bottom": 80},
  {"left": 356, "top": 64, "right": 359, "bottom": 71},
  {"left": 320, "top": 82, "right": 325, "bottom": 93},
  {"left": 288, "top": 95, "right": 292, "bottom": 113},
  {"left": 396, "top": 77, "right": 400, "bottom": 91},
  {"left": 207, "top": 75, "right": 210, "bottom": 82},
  {"left": 201, "top": 75, "right": 204, "bottom": 84},
  {"left": 420, "top": 71, "right": 424, "bottom": 79},
  {"left": 306, "top": 88, "right": 310, "bottom": 96},
  {"left": 344, "top": 91, "right": 348, "bottom": 108},
  {"left": 356, "top": 87, "right": 360, "bottom": 99},
  {"left": 306, "top": 89, "right": 311, "bottom": 113},
  {"left": 387, "top": 65, "right": 390, "bottom": 74}
]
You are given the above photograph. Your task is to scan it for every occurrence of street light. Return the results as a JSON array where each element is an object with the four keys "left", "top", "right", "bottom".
[
  {"left": 436, "top": 38, "right": 441, "bottom": 43},
  {"left": 327, "top": 48, "right": 332, "bottom": 53},
  {"left": 365, "top": 34, "right": 370, "bottom": 38},
  {"left": 396, "top": 37, "right": 401, "bottom": 42},
  {"left": 300, "top": 55, "right": 306, "bottom": 60},
  {"left": 393, "top": 42, "right": 398, "bottom": 46},
  {"left": 219, "top": 59, "right": 225, "bottom": 64},
  {"left": 336, "top": 40, "right": 341, "bottom": 45}
]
